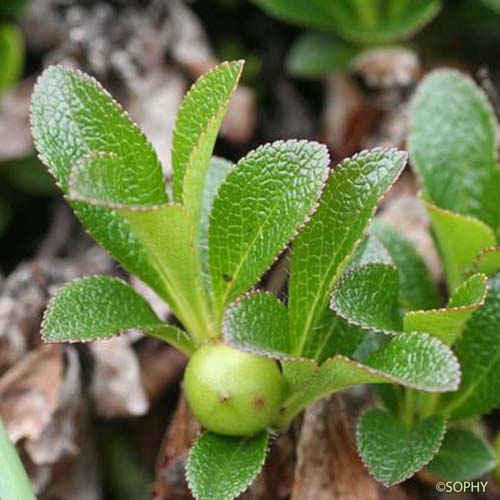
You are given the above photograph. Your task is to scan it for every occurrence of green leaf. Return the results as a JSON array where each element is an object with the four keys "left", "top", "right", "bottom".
[
  {"left": 186, "top": 431, "right": 269, "bottom": 500},
  {"left": 301, "top": 311, "right": 367, "bottom": 363},
  {"left": 223, "top": 291, "right": 290, "bottom": 358},
  {"left": 209, "top": 140, "right": 329, "bottom": 315},
  {"left": 73, "top": 201, "right": 171, "bottom": 300},
  {"left": 30, "top": 66, "right": 169, "bottom": 299},
  {"left": 448, "top": 273, "right": 488, "bottom": 309},
  {"left": 172, "top": 61, "right": 243, "bottom": 229},
  {"left": 289, "top": 148, "right": 406, "bottom": 356},
  {"left": 302, "top": 237, "right": 393, "bottom": 363},
  {"left": 403, "top": 273, "right": 488, "bottom": 345},
  {"left": 286, "top": 32, "right": 358, "bottom": 78},
  {"left": 254, "top": 0, "right": 441, "bottom": 43},
  {"left": 426, "top": 429, "right": 496, "bottom": 481},
  {"left": 199, "top": 157, "right": 234, "bottom": 283},
  {"left": 348, "top": 234, "right": 393, "bottom": 268},
  {"left": 363, "top": 332, "right": 460, "bottom": 392},
  {"left": 375, "top": 385, "right": 403, "bottom": 416},
  {"left": 0, "top": 23, "right": 23, "bottom": 92},
  {"left": 0, "top": 417, "right": 36, "bottom": 500},
  {"left": 31, "top": 66, "right": 165, "bottom": 196},
  {"left": 371, "top": 220, "right": 439, "bottom": 310},
  {"left": 299, "top": 236, "right": 390, "bottom": 363},
  {"left": 42, "top": 276, "right": 194, "bottom": 355},
  {"left": 69, "top": 151, "right": 165, "bottom": 206},
  {"left": 278, "top": 332, "right": 460, "bottom": 424},
  {"left": 331, "top": 263, "right": 402, "bottom": 335},
  {"left": 479, "top": 0, "right": 500, "bottom": 14},
  {"left": 67, "top": 152, "right": 212, "bottom": 340},
  {"left": 42, "top": 276, "right": 158, "bottom": 341},
  {"left": 474, "top": 247, "right": 500, "bottom": 277},
  {"left": 409, "top": 69, "right": 500, "bottom": 238},
  {"left": 425, "top": 200, "right": 496, "bottom": 291},
  {"left": 357, "top": 408, "right": 446, "bottom": 485},
  {"left": 440, "top": 274, "right": 500, "bottom": 418},
  {"left": 117, "top": 205, "right": 213, "bottom": 341},
  {"left": 253, "top": 0, "right": 340, "bottom": 33}
]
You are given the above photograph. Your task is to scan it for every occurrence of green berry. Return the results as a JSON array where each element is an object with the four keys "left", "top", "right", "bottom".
[{"left": 183, "top": 343, "right": 285, "bottom": 436}]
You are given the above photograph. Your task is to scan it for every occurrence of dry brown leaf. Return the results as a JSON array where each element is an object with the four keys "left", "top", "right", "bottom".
[
  {"left": 0, "top": 344, "right": 63, "bottom": 443},
  {"left": 0, "top": 79, "right": 35, "bottom": 161},
  {"left": 25, "top": 347, "right": 81, "bottom": 465},
  {"left": 137, "top": 340, "right": 186, "bottom": 401},
  {"left": 167, "top": 0, "right": 256, "bottom": 144},
  {"left": 241, "top": 433, "right": 295, "bottom": 500},
  {"left": 323, "top": 74, "right": 377, "bottom": 159},
  {"left": 292, "top": 395, "right": 380, "bottom": 500},
  {"left": 361, "top": 104, "right": 410, "bottom": 151},
  {"left": 153, "top": 394, "right": 200, "bottom": 500},
  {"left": 221, "top": 84, "right": 256, "bottom": 144},
  {"left": 167, "top": 0, "right": 216, "bottom": 77},
  {"left": 352, "top": 48, "right": 420, "bottom": 109},
  {"left": 0, "top": 251, "right": 112, "bottom": 376},
  {"left": 90, "top": 335, "right": 149, "bottom": 418},
  {"left": 43, "top": 406, "right": 101, "bottom": 500}
]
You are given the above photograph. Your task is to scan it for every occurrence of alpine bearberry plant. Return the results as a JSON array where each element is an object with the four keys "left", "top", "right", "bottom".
[
  {"left": 254, "top": 0, "right": 442, "bottom": 78},
  {"left": 354, "top": 68, "right": 500, "bottom": 486},
  {"left": 254, "top": 0, "right": 500, "bottom": 79},
  {"left": 30, "top": 60, "right": 464, "bottom": 499}
]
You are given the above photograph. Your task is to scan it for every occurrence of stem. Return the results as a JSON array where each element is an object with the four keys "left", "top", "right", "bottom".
[
  {"left": 402, "top": 390, "right": 416, "bottom": 427},
  {"left": 352, "top": 0, "right": 378, "bottom": 28},
  {"left": 387, "top": 0, "right": 407, "bottom": 21},
  {"left": 160, "top": 286, "right": 212, "bottom": 346},
  {"left": 420, "top": 393, "right": 439, "bottom": 419}
]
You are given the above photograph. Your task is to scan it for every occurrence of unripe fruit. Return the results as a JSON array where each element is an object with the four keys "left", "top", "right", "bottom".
[{"left": 183, "top": 343, "right": 285, "bottom": 436}]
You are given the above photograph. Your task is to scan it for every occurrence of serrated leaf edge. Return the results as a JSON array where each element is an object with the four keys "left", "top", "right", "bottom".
[
  {"left": 409, "top": 69, "right": 499, "bottom": 200},
  {"left": 210, "top": 139, "right": 331, "bottom": 310},
  {"left": 423, "top": 428, "right": 498, "bottom": 481},
  {"left": 403, "top": 273, "right": 489, "bottom": 327},
  {"left": 41, "top": 275, "right": 148, "bottom": 343},
  {"left": 67, "top": 150, "right": 174, "bottom": 211},
  {"left": 329, "top": 262, "right": 401, "bottom": 336},
  {"left": 30, "top": 64, "right": 164, "bottom": 193},
  {"left": 282, "top": 338, "right": 460, "bottom": 424},
  {"left": 473, "top": 246, "right": 500, "bottom": 272},
  {"left": 41, "top": 274, "right": 194, "bottom": 353},
  {"left": 355, "top": 408, "right": 448, "bottom": 486},
  {"left": 109, "top": 202, "right": 213, "bottom": 340},
  {"left": 222, "top": 290, "right": 306, "bottom": 361},
  {"left": 67, "top": 150, "right": 135, "bottom": 205},
  {"left": 177, "top": 61, "right": 244, "bottom": 203},
  {"left": 292, "top": 147, "right": 407, "bottom": 355},
  {"left": 422, "top": 196, "right": 498, "bottom": 238},
  {"left": 185, "top": 431, "right": 270, "bottom": 500},
  {"left": 378, "top": 332, "right": 462, "bottom": 392},
  {"left": 335, "top": 336, "right": 460, "bottom": 392},
  {"left": 67, "top": 189, "right": 183, "bottom": 213}
]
